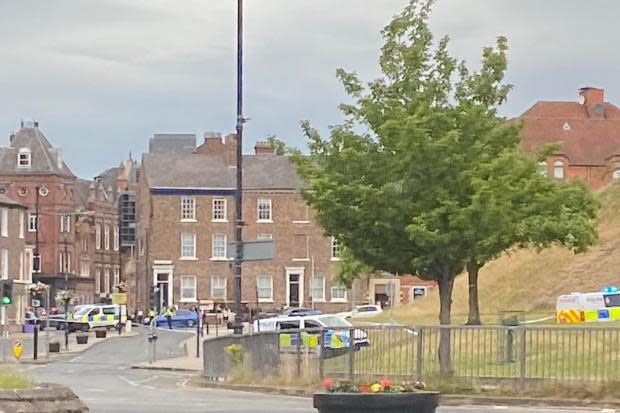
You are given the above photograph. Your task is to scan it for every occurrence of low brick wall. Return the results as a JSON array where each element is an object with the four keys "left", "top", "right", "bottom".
[{"left": 0, "top": 383, "right": 88, "bottom": 413}]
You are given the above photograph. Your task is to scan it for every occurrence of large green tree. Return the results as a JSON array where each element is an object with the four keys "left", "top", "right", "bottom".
[
  {"left": 461, "top": 150, "right": 598, "bottom": 325},
  {"left": 292, "top": 0, "right": 597, "bottom": 374}
]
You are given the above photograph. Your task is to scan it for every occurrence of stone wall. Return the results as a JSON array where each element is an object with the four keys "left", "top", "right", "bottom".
[{"left": 0, "top": 384, "right": 88, "bottom": 413}]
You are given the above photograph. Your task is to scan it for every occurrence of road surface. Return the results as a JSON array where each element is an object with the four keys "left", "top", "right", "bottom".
[{"left": 17, "top": 328, "right": 598, "bottom": 413}]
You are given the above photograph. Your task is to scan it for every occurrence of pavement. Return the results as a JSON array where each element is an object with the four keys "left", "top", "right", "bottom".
[{"left": 9, "top": 327, "right": 604, "bottom": 413}]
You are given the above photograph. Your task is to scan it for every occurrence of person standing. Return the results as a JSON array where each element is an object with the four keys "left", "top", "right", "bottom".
[{"left": 165, "top": 306, "right": 174, "bottom": 329}]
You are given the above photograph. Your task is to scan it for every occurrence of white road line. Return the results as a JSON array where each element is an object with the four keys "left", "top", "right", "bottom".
[
  {"left": 118, "top": 375, "right": 138, "bottom": 386},
  {"left": 601, "top": 409, "right": 616, "bottom": 413}
]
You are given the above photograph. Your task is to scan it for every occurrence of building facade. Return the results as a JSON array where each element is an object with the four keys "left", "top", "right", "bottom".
[
  {"left": 0, "top": 121, "right": 93, "bottom": 306},
  {"left": 0, "top": 196, "right": 27, "bottom": 331},
  {"left": 136, "top": 133, "right": 368, "bottom": 314},
  {"left": 521, "top": 87, "right": 620, "bottom": 190}
]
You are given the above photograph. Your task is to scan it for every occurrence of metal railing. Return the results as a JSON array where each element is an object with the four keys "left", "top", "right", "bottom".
[{"left": 203, "top": 324, "right": 620, "bottom": 391}]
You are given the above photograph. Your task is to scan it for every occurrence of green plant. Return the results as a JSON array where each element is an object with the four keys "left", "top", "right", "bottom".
[{"left": 0, "top": 371, "right": 31, "bottom": 389}]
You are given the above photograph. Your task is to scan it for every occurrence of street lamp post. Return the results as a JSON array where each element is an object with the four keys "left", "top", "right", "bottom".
[{"left": 232, "top": 0, "right": 244, "bottom": 335}]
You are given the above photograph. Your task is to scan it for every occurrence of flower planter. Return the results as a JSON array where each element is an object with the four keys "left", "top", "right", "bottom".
[
  {"left": 313, "top": 392, "right": 439, "bottom": 413},
  {"left": 95, "top": 330, "right": 107, "bottom": 338},
  {"left": 76, "top": 335, "right": 89, "bottom": 345},
  {"left": 48, "top": 342, "right": 60, "bottom": 353}
]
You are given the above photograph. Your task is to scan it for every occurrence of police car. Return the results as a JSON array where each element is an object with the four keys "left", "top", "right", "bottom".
[
  {"left": 254, "top": 314, "right": 370, "bottom": 358},
  {"left": 68, "top": 304, "right": 127, "bottom": 332}
]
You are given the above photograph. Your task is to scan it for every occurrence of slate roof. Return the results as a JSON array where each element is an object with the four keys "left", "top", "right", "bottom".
[
  {"left": 0, "top": 126, "right": 75, "bottom": 177},
  {"left": 520, "top": 100, "right": 620, "bottom": 166},
  {"left": 75, "top": 179, "right": 92, "bottom": 210},
  {"left": 149, "top": 134, "right": 196, "bottom": 155},
  {"left": 143, "top": 153, "right": 303, "bottom": 190}
]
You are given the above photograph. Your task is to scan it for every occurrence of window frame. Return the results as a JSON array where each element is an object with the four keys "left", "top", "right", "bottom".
[
  {"left": 331, "top": 283, "right": 348, "bottom": 302},
  {"left": 181, "top": 196, "right": 196, "bottom": 221},
  {"left": 257, "top": 198, "right": 273, "bottom": 222},
  {"left": 95, "top": 224, "right": 101, "bottom": 250},
  {"left": 1, "top": 208, "right": 7, "bottom": 237},
  {"left": 18, "top": 211, "right": 24, "bottom": 239},
  {"left": 553, "top": 160, "right": 565, "bottom": 179},
  {"left": 211, "top": 276, "right": 227, "bottom": 299},
  {"left": 104, "top": 268, "right": 110, "bottom": 294},
  {"left": 28, "top": 213, "right": 38, "bottom": 232},
  {"left": 211, "top": 233, "right": 227, "bottom": 260},
  {"left": 257, "top": 233, "right": 272, "bottom": 240},
  {"left": 212, "top": 198, "right": 227, "bottom": 222},
  {"left": 257, "top": 275, "right": 273, "bottom": 303},
  {"left": 17, "top": 148, "right": 31, "bottom": 168},
  {"left": 113, "top": 226, "right": 119, "bottom": 251},
  {"left": 180, "top": 275, "right": 197, "bottom": 302},
  {"left": 310, "top": 276, "right": 325, "bottom": 302},
  {"left": 330, "top": 236, "right": 341, "bottom": 261},
  {"left": 1, "top": 249, "right": 8, "bottom": 279},
  {"left": 180, "top": 233, "right": 197, "bottom": 259},
  {"left": 104, "top": 224, "right": 110, "bottom": 250}
]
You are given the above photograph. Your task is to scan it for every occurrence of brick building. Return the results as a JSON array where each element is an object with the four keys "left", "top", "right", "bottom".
[
  {"left": 0, "top": 195, "right": 27, "bottom": 331},
  {"left": 0, "top": 121, "right": 93, "bottom": 306},
  {"left": 521, "top": 87, "right": 620, "bottom": 190},
  {"left": 136, "top": 133, "right": 369, "bottom": 314}
]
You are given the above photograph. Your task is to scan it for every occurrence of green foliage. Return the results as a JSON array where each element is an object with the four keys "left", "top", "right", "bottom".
[
  {"left": 265, "top": 135, "right": 287, "bottom": 155},
  {"left": 334, "top": 249, "right": 379, "bottom": 288},
  {"left": 225, "top": 343, "right": 245, "bottom": 366}
]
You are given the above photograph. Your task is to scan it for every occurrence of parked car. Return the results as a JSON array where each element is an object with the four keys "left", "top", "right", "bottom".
[
  {"left": 339, "top": 304, "right": 383, "bottom": 319},
  {"left": 155, "top": 309, "right": 199, "bottom": 328},
  {"left": 279, "top": 307, "right": 322, "bottom": 317}
]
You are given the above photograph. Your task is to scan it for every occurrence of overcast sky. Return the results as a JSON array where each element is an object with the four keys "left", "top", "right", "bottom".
[{"left": 1, "top": 0, "right": 618, "bottom": 178}]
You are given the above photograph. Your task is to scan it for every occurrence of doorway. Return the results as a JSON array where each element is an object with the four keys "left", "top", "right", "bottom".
[{"left": 285, "top": 267, "right": 305, "bottom": 308}]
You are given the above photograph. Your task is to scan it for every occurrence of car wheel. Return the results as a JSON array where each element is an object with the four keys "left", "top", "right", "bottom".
[{"left": 187, "top": 320, "right": 195, "bottom": 327}]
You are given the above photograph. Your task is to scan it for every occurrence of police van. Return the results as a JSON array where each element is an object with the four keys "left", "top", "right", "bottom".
[
  {"left": 254, "top": 314, "right": 370, "bottom": 357},
  {"left": 556, "top": 287, "right": 620, "bottom": 323},
  {"left": 69, "top": 304, "right": 127, "bottom": 332}
]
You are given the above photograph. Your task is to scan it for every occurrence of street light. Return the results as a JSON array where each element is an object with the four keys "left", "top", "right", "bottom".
[{"left": 232, "top": 0, "right": 245, "bottom": 335}]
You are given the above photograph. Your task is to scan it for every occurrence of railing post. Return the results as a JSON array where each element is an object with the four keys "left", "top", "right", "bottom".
[
  {"left": 519, "top": 328, "right": 527, "bottom": 393},
  {"left": 416, "top": 327, "right": 424, "bottom": 382},
  {"left": 348, "top": 328, "right": 355, "bottom": 380},
  {"left": 296, "top": 330, "right": 302, "bottom": 378},
  {"left": 318, "top": 329, "right": 325, "bottom": 381}
]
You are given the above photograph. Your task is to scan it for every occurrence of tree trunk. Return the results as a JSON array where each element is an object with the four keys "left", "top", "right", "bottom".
[
  {"left": 466, "top": 261, "right": 481, "bottom": 325},
  {"left": 437, "top": 276, "right": 454, "bottom": 377}
]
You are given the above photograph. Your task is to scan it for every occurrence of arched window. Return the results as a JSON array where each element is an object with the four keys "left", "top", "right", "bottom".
[
  {"left": 18, "top": 148, "right": 31, "bottom": 168},
  {"left": 553, "top": 161, "right": 565, "bottom": 179},
  {"left": 538, "top": 161, "right": 548, "bottom": 177}
]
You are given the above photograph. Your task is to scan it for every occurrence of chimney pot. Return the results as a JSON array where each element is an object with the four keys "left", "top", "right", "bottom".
[{"left": 254, "top": 141, "right": 277, "bottom": 155}]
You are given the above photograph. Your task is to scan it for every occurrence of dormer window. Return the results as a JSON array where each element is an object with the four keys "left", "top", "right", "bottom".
[{"left": 18, "top": 148, "right": 31, "bottom": 168}]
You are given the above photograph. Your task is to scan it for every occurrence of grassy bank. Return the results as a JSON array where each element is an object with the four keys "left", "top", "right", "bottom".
[
  {"left": 379, "top": 183, "right": 620, "bottom": 326},
  {"left": 0, "top": 370, "right": 31, "bottom": 389}
]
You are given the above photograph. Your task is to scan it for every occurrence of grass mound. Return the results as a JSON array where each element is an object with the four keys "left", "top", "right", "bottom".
[
  {"left": 0, "top": 370, "right": 31, "bottom": 389},
  {"left": 385, "top": 183, "right": 620, "bottom": 325}
]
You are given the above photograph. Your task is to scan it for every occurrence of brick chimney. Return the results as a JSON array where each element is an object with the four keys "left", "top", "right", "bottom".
[
  {"left": 195, "top": 131, "right": 238, "bottom": 166},
  {"left": 579, "top": 87, "right": 605, "bottom": 118},
  {"left": 254, "top": 141, "right": 276, "bottom": 155}
]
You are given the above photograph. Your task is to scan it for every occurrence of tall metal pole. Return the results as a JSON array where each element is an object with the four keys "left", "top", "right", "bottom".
[{"left": 232, "top": 0, "right": 244, "bottom": 335}]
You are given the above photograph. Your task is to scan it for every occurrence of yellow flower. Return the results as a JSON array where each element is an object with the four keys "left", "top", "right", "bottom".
[{"left": 370, "top": 383, "right": 382, "bottom": 393}]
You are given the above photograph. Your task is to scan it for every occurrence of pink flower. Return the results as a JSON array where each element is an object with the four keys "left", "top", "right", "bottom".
[
  {"left": 323, "top": 379, "right": 334, "bottom": 390},
  {"left": 380, "top": 379, "right": 391, "bottom": 389}
]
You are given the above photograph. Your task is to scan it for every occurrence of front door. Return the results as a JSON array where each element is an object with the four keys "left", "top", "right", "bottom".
[
  {"left": 289, "top": 274, "right": 300, "bottom": 307},
  {"left": 157, "top": 273, "right": 169, "bottom": 311}
]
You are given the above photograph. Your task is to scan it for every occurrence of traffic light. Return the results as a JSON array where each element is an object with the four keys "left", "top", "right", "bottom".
[{"left": 1, "top": 280, "right": 12, "bottom": 305}]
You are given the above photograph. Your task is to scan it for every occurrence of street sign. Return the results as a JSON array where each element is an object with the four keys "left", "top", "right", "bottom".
[
  {"left": 13, "top": 340, "right": 22, "bottom": 359},
  {"left": 111, "top": 293, "right": 127, "bottom": 305},
  {"left": 227, "top": 240, "right": 275, "bottom": 262},
  {"left": 31, "top": 299, "right": 41, "bottom": 307}
]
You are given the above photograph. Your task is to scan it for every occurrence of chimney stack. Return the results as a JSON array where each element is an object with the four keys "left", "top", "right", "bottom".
[
  {"left": 254, "top": 141, "right": 276, "bottom": 155},
  {"left": 9, "top": 132, "right": 15, "bottom": 144},
  {"left": 579, "top": 87, "right": 606, "bottom": 118}
]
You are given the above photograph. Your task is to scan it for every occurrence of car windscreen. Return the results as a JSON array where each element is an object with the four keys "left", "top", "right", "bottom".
[
  {"left": 318, "top": 316, "right": 352, "bottom": 328},
  {"left": 74, "top": 307, "right": 93, "bottom": 316}
]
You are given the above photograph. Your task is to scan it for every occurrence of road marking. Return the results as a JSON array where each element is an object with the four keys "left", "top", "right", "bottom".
[
  {"left": 177, "top": 378, "right": 189, "bottom": 387},
  {"left": 601, "top": 409, "right": 616, "bottom": 413},
  {"left": 492, "top": 407, "right": 508, "bottom": 410},
  {"left": 118, "top": 375, "right": 159, "bottom": 387},
  {"left": 118, "top": 375, "right": 139, "bottom": 386}
]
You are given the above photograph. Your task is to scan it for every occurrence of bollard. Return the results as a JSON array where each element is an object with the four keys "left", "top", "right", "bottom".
[{"left": 33, "top": 325, "right": 38, "bottom": 360}]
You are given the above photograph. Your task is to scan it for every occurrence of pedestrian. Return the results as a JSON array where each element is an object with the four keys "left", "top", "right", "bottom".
[
  {"left": 148, "top": 308, "right": 157, "bottom": 325},
  {"left": 137, "top": 310, "right": 144, "bottom": 325},
  {"left": 165, "top": 306, "right": 174, "bottom": 329}
]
